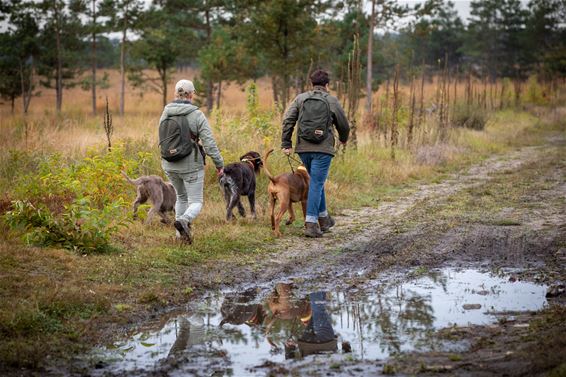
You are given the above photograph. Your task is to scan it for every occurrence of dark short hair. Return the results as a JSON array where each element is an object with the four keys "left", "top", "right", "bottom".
[{"left": 310, "top": 69, "right": 329, "bottom": 86}]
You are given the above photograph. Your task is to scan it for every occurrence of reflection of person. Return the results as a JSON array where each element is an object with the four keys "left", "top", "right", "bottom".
[
  {"left": 167, "top": 315, "right": 206, "bottom": 358},
  {"left": 285, "top": 291, "right": 337, "bottom": 358},
  {"left": 219, "top": 288, "right": 265, "bottom": 327}
]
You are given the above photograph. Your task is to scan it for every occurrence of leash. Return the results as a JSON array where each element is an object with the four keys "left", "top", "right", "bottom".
[
  {"left": 287, "top": 154, "right": 302, "bottom": 165},
  {"left": 286, "top": 155, "right": 295, "bottom": 174}
]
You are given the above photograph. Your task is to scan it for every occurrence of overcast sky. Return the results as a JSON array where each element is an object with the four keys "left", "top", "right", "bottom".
[
  {"left": 395, "top": 0, "right": 530, "bottom": 23},
  {"left": 1, "top": 1, "right": 532, "bottom": 33}
]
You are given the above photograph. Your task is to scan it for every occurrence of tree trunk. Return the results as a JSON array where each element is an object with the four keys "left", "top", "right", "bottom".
[
  {"left": 407, "top": 75, "right": 415, "bottom": 144},
  {"left": 417, "top": 63, "right": 425, "bottom": 128},
  {"left": 272, "top": 77, "right": 279, "bottom": 104},
  {"left": 282, "top": 74, "right": 289, "bottom": 108},
  {"left": 91, "top": 0, "right": 97, "bottom": 115},
  {"left": 365, "top": 0, "right": 375, "bottom": 115},
  {"left": 390, "top": 65, "right": 399, "bottom": 160},
  {"left": 19, "top": 58, "right": 33, "bottom": 114},
  {"left": 119, "top": 5, "right": 128, "bottom": 116},
  {"left": 205, "top": 6, "right": 214, "bottom": 111},
  {"left": 216, "top": 80, "right": 222, "bottom": 109},
  {"left": 160, "top": 66, "right": 168, "bottom": 107},
  {"left": 55, "top": 1, "right": 63, "bottom": 113}
]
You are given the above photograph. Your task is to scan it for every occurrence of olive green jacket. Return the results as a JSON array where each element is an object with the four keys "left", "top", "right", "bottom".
[{"left": 281, "top": 86, "right": 350, "bottom": 156}]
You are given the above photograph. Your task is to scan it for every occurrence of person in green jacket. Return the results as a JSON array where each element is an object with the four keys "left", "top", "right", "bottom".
[
  {"left": 281, "top": 70, "right": 350, "bottom": 237},
  {"left": 160, "top": 79, "right": 224, "bottom": 243}
]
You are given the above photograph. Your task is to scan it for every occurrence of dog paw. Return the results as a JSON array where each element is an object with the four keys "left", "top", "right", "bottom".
[{"left": 285, "top": 220, "right": 294, "bottom": 225}]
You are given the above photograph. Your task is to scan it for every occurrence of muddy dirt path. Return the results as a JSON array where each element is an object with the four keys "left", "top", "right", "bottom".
[
  {"left": 190, "top": 136, "right": 564, "bottom": 291},
  {"left": 61, "top": 136, "right": 566, "bottom": 376}
]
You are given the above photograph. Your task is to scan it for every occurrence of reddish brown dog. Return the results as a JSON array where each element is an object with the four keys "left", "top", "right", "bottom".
[{"left": 263, "top": 149, "right": 310, "bottom": 237}]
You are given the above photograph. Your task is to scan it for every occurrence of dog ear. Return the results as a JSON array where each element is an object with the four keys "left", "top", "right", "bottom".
[{"left": 240, "top": 153, "right": 253, "bottom": 161}]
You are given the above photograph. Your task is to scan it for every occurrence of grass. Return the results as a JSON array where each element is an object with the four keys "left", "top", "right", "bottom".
[{"left": 0, "top": 73, "right": 564, "bottom": 370}]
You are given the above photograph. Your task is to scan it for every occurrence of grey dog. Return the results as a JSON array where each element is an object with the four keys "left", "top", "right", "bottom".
[{"left": 122, "top": 171, "right": 176, "bottom": 224}]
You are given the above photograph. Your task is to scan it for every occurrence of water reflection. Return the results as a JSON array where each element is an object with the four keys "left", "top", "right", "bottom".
[{"left": 90, "top": 269, "right": 547, "bottom": 376}]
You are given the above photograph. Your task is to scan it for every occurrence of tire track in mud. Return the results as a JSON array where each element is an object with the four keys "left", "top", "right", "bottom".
[{"left": 195, "top": 139, "right": 564, "bottom": 290}]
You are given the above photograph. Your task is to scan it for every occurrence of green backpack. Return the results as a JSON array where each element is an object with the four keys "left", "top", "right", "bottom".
[
  {"left": 298, "top": 91, "right": 332, "bottom": 144},
  {"left": 158, "top": 110, "right": 198, "bottom": 162}
]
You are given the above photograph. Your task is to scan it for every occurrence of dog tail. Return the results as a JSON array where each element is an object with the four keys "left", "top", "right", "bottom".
[
  {"left": 121, "top": 171, "right": 140, "bottom": 186},
  {"left": 262, "top": 149, "right": 277, "bottom": 183}
]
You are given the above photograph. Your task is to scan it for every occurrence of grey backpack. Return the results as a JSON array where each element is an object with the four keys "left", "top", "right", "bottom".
[
  {"left": 298, "top": 91, "right": 332, "bottom": 144},
  {"left": 158, "top": 110, "right": 198, "bottom": 162}
]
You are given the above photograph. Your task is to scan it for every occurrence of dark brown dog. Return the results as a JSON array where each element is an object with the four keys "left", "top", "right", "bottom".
[
  {"left": 219, "top": 151, "right": 263, "bottom": 221},
  {"left": 263, "top": 149, "right": 310, "bottom": 237},
  {"left": 122, "top": 171, "right": 176, "bottom": 224}
]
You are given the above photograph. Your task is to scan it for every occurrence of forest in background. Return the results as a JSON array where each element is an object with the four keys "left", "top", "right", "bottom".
[{"left": 1, "top": 0, "right": 565, "bottom": 116}]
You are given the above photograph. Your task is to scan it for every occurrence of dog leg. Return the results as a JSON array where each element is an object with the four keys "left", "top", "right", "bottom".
[
  {"left": 269, "top": 194, "right": 276, "bottom": 231},
  {"left": 146, "top": 189, "right": 164, "bottom": 224},
  {"left": 248, "top": 192, "right": 257, "bottom": 219},
  {"left": 158, "top": 210, "right": 170, "bottom": 224},
  {"left": 274, "top": 195, "right": 290, "bottom": 237},
  {"left": 237, "top": 200, "right": 246, "bottom": 218},
  {"left": 286, "top": 203, "right": 296, "bottom": 225},
  {"left": 132, "top": 192, "right": 147, "bottom": 220},
  {"left": 226, "top": 193, "right": 240, "bottom": 221},
  {"left": 225, "top": 177, "right": 241, "bottom": 221},
  {"left": 301, "top": 200, "right": 308, "bottom": 221}
]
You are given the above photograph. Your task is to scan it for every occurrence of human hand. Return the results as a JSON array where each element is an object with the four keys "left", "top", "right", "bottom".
[
  {"left": 282, "top": 148, "right": 293, "bottom": 156},
  {"left": 216, "top": 167, "right": 224, "bottom": 177}
]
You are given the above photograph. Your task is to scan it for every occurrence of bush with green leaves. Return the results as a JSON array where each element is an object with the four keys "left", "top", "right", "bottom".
[
  {"left": 452, "top": 103, "right": 488, "bottom": 131},
  {"left": 6, "top": 198, "right": 126, "bottom": 253},
  {"left": 4, "top": 143, "right": 156, "bottom": 253},
  {"left": 523, "top": 75, "right": 548, "bottom": 106}
]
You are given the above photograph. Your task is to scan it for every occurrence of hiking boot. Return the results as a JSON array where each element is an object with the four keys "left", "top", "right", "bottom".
[
  {"left": 318, "top": 215, "right": 336, "bottom": 232},
  {"left": 304, "top": 222, "right": 323, "bottom": 238},
  {"left": 174, "top": 219, "right": 194, "bottom": 244}
]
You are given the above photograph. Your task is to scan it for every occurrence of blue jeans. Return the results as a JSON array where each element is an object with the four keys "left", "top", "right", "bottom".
[{"left": 298, "top": 152, "right": 332, "bottom": 223}]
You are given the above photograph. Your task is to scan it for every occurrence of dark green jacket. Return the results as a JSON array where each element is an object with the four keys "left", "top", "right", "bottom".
[{"left": 281, "top": 86, "right": 350, "bottom": 156}]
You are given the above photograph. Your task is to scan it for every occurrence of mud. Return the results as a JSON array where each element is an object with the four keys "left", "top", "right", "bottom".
[
  {"left": 49, "top": 136, "right": 565, "bottom": 376},
  {"left": 74, "top": 268, "right": 549, "bottom": 376}
]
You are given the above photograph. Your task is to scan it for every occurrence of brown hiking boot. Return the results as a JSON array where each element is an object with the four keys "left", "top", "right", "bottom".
[
  {"left": 318, "top": 215, "right": 336, "bottom": 232},
  {"left": 304, "top": 222, "right": 323, "bottom": 238},
  {"left": 174, "top": 219, "right": 194, "bottom": 244}
]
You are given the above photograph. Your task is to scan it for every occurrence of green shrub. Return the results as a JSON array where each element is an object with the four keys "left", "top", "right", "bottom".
[
  {"left": 452, "top": 104, "right": 488, "bottom": 130},
  {"left": 524, "top": 75, "right": 548, "bottom": 106},
  {"left": 3, "top": 143, "right": 152, "bottom": 253},
  {"left": 5, "top": 198, "right": 126, "bottom": 253}
]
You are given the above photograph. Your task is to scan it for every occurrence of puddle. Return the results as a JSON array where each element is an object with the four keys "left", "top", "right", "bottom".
[{"left": 85, "top": 268, "right": 547, "bottom": 376}]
